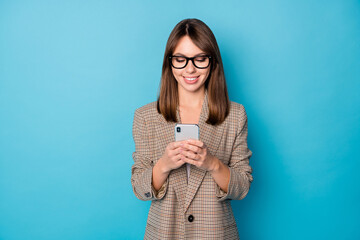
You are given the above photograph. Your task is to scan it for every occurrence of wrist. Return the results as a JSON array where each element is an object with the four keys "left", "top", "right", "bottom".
[
  {"left": 157, "top": 158, "right": 170, "bottom": 174},
  {"left": 209, "top": 156, "right": 221, "bottom": 173}
]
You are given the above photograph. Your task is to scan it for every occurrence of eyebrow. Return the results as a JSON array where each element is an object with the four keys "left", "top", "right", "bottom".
[{"left": 172, "top": 53, "right": 207, "bottom": 57}]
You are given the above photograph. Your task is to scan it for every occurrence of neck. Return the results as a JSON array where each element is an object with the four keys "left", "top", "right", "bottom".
[{"left": 178, "top": 87, "right": 205, "bottom": 108}]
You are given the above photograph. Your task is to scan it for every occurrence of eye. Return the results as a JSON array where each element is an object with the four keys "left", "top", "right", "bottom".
[
  {"left": 174, "top": 57, "right": 186, "bottom": 62},
  {"left": 195, "top": 56, "right": 207, "bottom": 62}
]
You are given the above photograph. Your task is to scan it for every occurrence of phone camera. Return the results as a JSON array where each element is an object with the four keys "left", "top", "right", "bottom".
[{"left": 176, "top": 127, "right": 181, "bottom": 133}]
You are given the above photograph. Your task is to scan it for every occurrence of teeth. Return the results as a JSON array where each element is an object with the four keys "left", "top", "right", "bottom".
[{"left": 185, "top": 77, "right": 197, "bottom": 80}]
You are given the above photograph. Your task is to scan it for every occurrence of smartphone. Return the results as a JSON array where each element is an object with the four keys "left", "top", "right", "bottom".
[{"left": 175, "top": 124, "right": 199, "bottom": 141}]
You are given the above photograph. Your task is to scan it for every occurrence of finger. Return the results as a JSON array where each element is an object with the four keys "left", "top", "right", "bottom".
[
  {"left": 174, "top": 147, "right": 184, "bottom": 155},
  {"left": 177, "top": 159, "right": 185, "bottom": 166},
  {"left": 181, "top": 150, "right": 199, "bottom": 161},
  {"left": 186, "top": 139, "right": 205, "bottom": 148},
  {"left": 172, "top": 153, "right": 183, "bottom": 162},
  {"left": 182, "top": 156, "right": 199, "bottom": 167},
  {"left": 181, "top": 143, "right": 200, "bottom": 153},
  {"left": 169, "top": 141, "right": 185, "bottom": 150},
  {"left": 187, "top": 151, "right": 198, "bottom": 160},
  {"left": 167, "top": 147, "right": 181, "bottom": 158},
  {"left": 176, "top": 153, "right": 184, "bottom": 161}
]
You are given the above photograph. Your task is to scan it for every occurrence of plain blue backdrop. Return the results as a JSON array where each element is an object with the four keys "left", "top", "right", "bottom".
[{"left": 1, "top": 0, "right": 359, "bottom": 239}]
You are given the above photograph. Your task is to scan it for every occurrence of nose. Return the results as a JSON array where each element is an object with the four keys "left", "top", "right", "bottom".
[{"left": 185, "top": 60, "right": 196, "bottom": 73}]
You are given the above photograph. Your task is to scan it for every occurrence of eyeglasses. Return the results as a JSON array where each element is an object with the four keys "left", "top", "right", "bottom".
[{"left": 169, "top": 55, "right": 212, "bottom": 69}]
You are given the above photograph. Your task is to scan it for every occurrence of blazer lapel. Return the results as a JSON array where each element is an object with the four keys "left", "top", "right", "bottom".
[
  {"left": 183, "top": 91, "right": 226, "bottom": 213},
  {"left": 155, "top": 109, "right": 188, "bottom": 208}
]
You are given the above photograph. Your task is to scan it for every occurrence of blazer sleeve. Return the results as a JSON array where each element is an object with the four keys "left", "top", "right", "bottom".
[
  {"left": 216, "top": 104, "right": 253, "bottom": 201},
  {"left": 131, "top": 108, "right": 168, "bottom": 201}
]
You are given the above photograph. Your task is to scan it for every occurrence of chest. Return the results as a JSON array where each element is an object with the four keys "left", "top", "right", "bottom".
[{"left": 179, "top": 106, "right": 202, "bottom": 124}]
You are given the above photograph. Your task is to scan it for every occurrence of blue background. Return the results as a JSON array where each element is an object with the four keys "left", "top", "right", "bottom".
[{"left": 1, "top": 0, "right": 359, "bottom": 239}]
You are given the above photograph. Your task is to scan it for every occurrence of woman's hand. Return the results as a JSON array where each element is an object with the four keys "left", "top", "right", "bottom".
[
  {"left": 152, "top": 141, "right": 186, "bottom": 191},
  {"left": 158, "top": 141, "right": 186, "bottom": 173},
  {"left": 179, "top": 139, "right": 220, "bottom": 172}
]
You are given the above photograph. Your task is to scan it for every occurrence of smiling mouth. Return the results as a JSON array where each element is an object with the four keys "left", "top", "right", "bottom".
[
  {"left": 184, "top": 76, "right": 199, "bottom": 81},
  {"left": 183, "top": 76, "right": 200, "bottom": 84}
]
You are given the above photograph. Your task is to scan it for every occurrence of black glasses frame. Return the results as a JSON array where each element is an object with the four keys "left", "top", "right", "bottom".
[{"left": 169, "top": 55, "right": 212, "bottom": 69}]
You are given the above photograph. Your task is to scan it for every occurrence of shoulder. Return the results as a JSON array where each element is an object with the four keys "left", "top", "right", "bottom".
[
  {"left": 223, "top": 101, "right": 249, "bottom": 132},
  {"left": 133, "top": 101, "right": 160, "bottom": 121},
  {"left": 228, "top": 101, "right": 247, "bottom": 120}
]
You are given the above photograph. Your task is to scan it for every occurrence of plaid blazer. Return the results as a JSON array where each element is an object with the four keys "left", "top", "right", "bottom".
[{"left": 131, "top": 93, "right": 253, "bottom": 239}]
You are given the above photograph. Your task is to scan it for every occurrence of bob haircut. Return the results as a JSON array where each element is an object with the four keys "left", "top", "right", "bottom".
[{"left": 157, "top": 18, "right": 230, "bottom": 125}]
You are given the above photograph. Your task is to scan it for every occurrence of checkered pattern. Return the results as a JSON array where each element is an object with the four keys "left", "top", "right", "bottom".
[{"left": 131, "top": 92, "right": 253, "bottom": 239}]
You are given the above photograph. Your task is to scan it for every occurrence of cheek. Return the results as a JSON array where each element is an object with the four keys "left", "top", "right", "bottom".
[
  {"left": 202, "top": 69, "right": 210, "bottom": 80},
  {"left": 172, "top": 69, "right": 182, "bottom": 80}
]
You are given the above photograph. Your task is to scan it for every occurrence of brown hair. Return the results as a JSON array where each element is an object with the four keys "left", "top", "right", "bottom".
[{"left": 157, "top": 18, "right": 230, "bottom": 125}]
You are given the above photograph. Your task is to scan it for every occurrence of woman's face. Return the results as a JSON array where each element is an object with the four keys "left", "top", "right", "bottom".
[{"left": 171, "top": 36, "right": 210, "bottom": 94}]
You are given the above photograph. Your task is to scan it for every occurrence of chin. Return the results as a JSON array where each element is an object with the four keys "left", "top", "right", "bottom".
[{"left": 180, "top": 83, "right": 205, "bottom": 93}]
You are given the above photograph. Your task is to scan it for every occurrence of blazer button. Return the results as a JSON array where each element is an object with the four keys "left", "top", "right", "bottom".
[
  {"left": 144, "top": 192, "right": 151, "bottom": 198},
  {"left": 188, "top": 215, "right": 194, "bottom": 222}
]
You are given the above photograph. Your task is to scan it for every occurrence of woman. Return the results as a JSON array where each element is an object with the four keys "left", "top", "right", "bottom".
[{"left": 131, "top": 18, "right": 253, "bottom": 239}]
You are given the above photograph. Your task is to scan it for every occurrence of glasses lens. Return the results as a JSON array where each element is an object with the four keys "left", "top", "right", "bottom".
[
  {"left": 194, "top": 56, "right": 210, "bottom": 68},
  {"left": 172, "top": 56, "right": 187, "bottom": 68}
]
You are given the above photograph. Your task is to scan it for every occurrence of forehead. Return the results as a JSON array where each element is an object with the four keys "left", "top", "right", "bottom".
[{"left": 173, "top": 36, "right": 205, "bottom": 56}]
